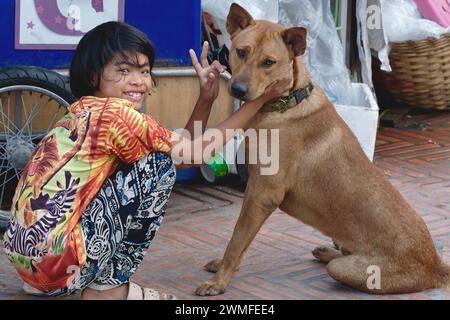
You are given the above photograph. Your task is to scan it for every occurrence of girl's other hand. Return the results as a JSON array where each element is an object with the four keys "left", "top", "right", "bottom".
[{"left": 189, "top": 42, "right": 226, "bottom": 103}]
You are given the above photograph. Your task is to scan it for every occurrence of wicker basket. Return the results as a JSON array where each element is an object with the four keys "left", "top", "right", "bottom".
[{"left": 378, "top": 33, "right": 450, "bottom": 110}]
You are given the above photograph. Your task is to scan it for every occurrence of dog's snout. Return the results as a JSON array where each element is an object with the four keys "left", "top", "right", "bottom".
[{"left": 231, "top": 81, "right": 248, "bottom": 99}]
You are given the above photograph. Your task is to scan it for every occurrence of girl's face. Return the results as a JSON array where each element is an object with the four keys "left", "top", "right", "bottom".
[{"left": 94, "top": 52, "right": 152, "bottom": 111}]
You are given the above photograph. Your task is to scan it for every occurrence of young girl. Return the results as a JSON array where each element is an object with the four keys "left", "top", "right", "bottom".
[{"left": 3, "top": 21, "right": 292, "bottom": 300}]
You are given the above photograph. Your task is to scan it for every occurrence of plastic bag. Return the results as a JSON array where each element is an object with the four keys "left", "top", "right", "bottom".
[
  {"left": 357, "top": 0, "right": 450, "bottom": 77},
  {"left": 279, "top": 0, "right": 353, "bottom": 105},
  {"left": 381, "top": 0, "right": 450, "bottom": 43},
  {"left": 357, "top": 0, "right": 388, "bottom": 84}
]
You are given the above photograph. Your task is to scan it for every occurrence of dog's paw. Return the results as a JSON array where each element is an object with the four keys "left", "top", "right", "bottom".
[
  {"left": 195, "top": 280, "right": 226, "bottom": 296},
  {"left": 312, "top": 246, "right": 342, "bottom": 263},
  {"left": 204, "top": 258, "right": 222, "bottom": 273}
]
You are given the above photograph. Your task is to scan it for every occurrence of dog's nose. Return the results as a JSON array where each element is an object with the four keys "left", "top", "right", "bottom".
[{"left": 231, "top": 81, "right": 248, "bottom": 99}]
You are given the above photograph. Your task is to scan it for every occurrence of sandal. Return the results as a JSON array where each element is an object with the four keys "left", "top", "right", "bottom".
[
  {"left": 126, "top": 282, "right": 177, "bottom": 300},
  {"left": 23, "top": 282, "right": 47, "bottom": 297}
]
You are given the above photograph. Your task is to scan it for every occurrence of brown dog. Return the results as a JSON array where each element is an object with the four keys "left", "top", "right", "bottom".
[{"left": 195, "top": 3, "right": 450, "bottom": 296}]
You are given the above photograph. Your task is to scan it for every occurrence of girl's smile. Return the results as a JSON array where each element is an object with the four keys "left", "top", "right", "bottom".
[
  {"left": 94, "top": 52, "right": 153, "bottom": 110},
  {"left": 123, "top": 91, "right": 145, "bottom": 103}
]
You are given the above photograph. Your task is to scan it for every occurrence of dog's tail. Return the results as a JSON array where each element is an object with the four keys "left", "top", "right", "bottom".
[{"left": 434, "top": 261, "right": 450, "bottom": 289}]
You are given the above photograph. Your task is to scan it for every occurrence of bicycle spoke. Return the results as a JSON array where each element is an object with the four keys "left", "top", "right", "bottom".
[
  {"left": 20, "top": 98, "right": 47, "bottom": 136},
  {"left": 21, "top": 92, "right": 33, "bottom": 140},
  {"left": 0, "top": 99, "right": 26, "bottom": 157},
  {"left": 0, "top": 120, "right": 18, "bottom": 138},
  {"left": 0, "top": 171, "right": 17, "bottom": 186},
  {"left": 3, "top": 94, "right": 20, "bottom": 133},
  {"left": 0, "top": 142, "right": 7, "bottom": 153},
  {"left": 20, "top": 102, "right": 41, "bottom": 143},
  {"left": 14, "top": 91, "right": 23, "bottom": 131},
  {"left": 0, "top": 157, "right": 8, "bottom": 174},
  {"left": 29, "top": 132, "right": 47, "bottom": 140},
  {"left": 0, "top": 158, "right": 8, "bottom": 207},
  {"left": 0, "top": 159, "right": 21, "bottom": 180},
  {"left": 0, "top": 99, "right": 21, "bottom": 135},
  {"left": 7, "top": 94, "right": 16, "bottom": 129},
  {"left": 0, "top": 181, "right": 5, "bottom": 209},
  {"left": 45, "top": 110, "right": 59, "bottom": 133},
  {"left": 0, "top": 147, "right": 7, "bottom": 160},
  {"left": 0, "top": 165, "right": 11, "bottom": 172},
  {"left": 20, "top": 93, "right": 28, "bottom": 131},
  {"left": 0, "top": 171, "right": 12, "bottom": 183},
  {"left": 11, "top": 163, "right": 22, "bottom": 180},
  {"left": 0, "top": 118, "right": 17, "bottom": 137}
]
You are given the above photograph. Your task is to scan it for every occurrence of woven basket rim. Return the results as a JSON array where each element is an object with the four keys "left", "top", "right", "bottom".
[{"left": 391, "top": 32, "right": 450, "bottom": 47}]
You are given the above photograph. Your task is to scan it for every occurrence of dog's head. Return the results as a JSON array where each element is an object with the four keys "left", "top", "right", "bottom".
[{"left": 226, "top": 3, "right": 307, "bottom": 101}]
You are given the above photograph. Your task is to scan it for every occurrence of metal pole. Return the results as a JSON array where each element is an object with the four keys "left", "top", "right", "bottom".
[
  {"left": 56, "top": 67, "right": 240, "bottom": 111},
  {"left": 339, "top": 0, "right": 351, "bottom": 68},
  {"left": 153, "top": 68, "right": 232, "bottom": 81}
]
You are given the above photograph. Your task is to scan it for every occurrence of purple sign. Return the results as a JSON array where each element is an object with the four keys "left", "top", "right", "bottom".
[{"left": 15, "top": 0, "right": 125, "bottom": 50}]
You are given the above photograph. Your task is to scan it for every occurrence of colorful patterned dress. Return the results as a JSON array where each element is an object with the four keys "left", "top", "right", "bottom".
[{"left": 3, "top": 96, "right": 173, "bottom": 291}]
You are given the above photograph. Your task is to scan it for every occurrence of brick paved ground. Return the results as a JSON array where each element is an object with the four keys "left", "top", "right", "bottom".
[{"left": 0, "top": 110, "right": 449, "bottom": 300}]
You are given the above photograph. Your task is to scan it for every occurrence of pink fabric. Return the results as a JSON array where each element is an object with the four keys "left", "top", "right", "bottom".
[{"left": 415, "top": 0, "right": 450, "bottom": 28}]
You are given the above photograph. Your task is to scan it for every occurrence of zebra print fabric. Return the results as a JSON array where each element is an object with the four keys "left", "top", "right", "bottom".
[{"left": 16, "top": 152, "right": 175, "bottom": 297}]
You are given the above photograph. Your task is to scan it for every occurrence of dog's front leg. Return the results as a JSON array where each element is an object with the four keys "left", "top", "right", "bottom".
[{"left": 195, "top": 190, "right": 277, "bottom": 296}]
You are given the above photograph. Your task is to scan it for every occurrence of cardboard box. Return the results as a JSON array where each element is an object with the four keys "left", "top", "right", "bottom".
[{"left": 335, "top": 83, "right": 380, "bottom": 161}]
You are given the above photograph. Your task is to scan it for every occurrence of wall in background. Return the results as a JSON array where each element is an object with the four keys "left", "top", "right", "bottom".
[{"left": 0, "top": 0, "right": 202, "bottom": 69}]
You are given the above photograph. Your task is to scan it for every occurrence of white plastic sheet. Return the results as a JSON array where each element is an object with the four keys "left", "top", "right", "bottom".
[
  {"left": 202, "top": 0, "right": 278, "bottom": 50},
  {"left": 279, "top": 0, "right": 352, "bottom": 104}
]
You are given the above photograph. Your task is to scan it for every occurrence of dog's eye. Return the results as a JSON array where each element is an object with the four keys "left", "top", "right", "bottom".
[
  {"left": 236, "top": 49, "right": 246, "bottom": 59},
  {"left": 262, "top": 59, "right": 276, "bottom": 68}
]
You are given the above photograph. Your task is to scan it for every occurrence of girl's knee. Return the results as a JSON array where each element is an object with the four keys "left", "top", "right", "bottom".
[
  {"left": 157, "top": 153, "right": 176, "bottom": 187},
  {"left": 153, "top": 151, "right": 173, "bottom": 166},
  {"left": 140, "top": 152, "right": 175, "bottom": 185}
]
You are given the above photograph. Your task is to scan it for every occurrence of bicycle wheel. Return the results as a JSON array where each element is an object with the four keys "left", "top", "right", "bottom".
[{"left": 0, "top": 65, "right": 76, "bottom": 230}]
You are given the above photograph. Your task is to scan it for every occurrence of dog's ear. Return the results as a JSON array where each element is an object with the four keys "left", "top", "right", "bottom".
[
  {"left": 226, "top": 3, "right": 254, "bottom": 38},
  {"left": 282, "top": 27, "right": 307, "bottom": 57}
]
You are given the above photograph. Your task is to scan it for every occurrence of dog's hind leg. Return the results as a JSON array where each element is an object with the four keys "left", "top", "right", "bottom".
[
  {"left": 312, "top": 239, "right": 351, "bottom": 264},
  {"left": 332, "top": 239, "right": 352, "bottom": 255},
  {"left": 312, "top": 246, "right": 343, "bottom": 263},
  {"left": 326, "top": 254, "right": 437, "bottom": 294}
]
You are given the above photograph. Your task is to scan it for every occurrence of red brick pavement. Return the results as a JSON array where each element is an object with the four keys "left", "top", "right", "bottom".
[{"left": 0, "top": 112, "right": 449, "bottom": 300}]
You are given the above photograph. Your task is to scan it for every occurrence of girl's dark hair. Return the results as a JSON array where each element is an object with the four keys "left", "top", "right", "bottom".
[{"left": 70, "top": 21, "right": 156, "bottom": 98}]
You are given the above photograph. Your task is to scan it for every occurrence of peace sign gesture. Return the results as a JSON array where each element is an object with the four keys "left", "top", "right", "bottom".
[{"left": 189, "top": 42, "right": 226, "bottom": 103}]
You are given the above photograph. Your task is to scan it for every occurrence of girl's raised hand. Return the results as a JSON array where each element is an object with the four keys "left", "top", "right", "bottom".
[{"left": 189, "top": 42, "right": 226, "bottom": 103}]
